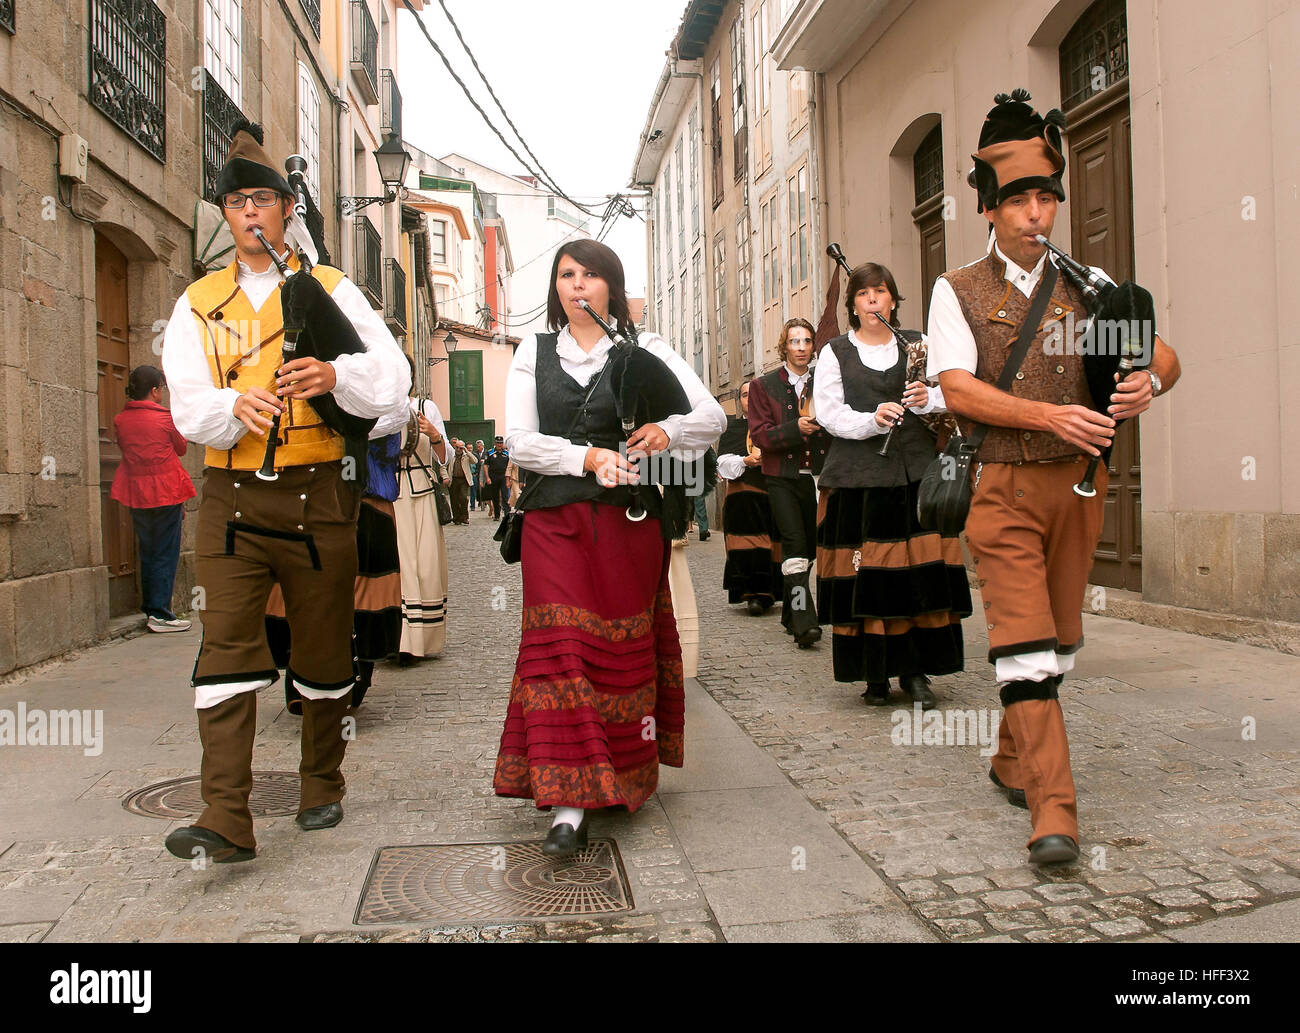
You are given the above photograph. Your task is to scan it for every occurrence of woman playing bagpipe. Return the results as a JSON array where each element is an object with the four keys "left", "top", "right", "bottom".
[
  {"left": 160, "top": 121, "right": 409, "bottom": 862},
  {"left": 718, "top": 380, "right": 783, "bottom": 615},
  {"left": 813, "top": 262, "right": 971, "bottom": 710},
  {"left": 492, "top": 239, "right": 725, "bottom": 857}
]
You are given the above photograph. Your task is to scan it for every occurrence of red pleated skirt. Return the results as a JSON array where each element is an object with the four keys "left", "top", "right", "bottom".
[{"left": 493, "top": 500, "right": 685, "bottom": 812}]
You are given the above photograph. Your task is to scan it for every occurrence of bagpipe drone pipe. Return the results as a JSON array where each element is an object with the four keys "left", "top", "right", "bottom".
[
  {"left": 577, "top": 301, "right": 717, "bottom": 541},
  {"left": 1033, "top": 235, "right": 1156, "bottom": 497}
]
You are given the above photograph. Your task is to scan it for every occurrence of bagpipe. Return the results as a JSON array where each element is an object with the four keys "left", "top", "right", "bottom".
[
  {"left": 1033, "top": 235, "right": 1156, "bottom": 497},
  {"left": 825, "top": 243, "right": 958, "bottom": 449},
  {"left": 576, "top": 300, "right": 716, "bottom": 541},
  {"left": 254, "top": 155, "right": 376, "bottom": 481}
]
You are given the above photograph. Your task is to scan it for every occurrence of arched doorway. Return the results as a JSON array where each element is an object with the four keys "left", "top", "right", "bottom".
[
  {"left": 1059, "top": 0, "right": 1140, "bottom": 591},
  {"left": 95, "top": 230, "right": 138, "bottom": 616}
]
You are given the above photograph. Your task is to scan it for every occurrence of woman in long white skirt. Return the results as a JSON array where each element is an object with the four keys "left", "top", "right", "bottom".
[{"left": 394, "top": 387, "right": 450, "bottom": 661}]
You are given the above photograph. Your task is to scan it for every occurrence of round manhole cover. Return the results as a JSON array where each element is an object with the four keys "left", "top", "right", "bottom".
[{"left": 122, "top": 772, "right": 301, "bottom": 819}]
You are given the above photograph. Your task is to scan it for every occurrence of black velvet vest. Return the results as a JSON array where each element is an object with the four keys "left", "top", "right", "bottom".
[
  {"left": 818, "top": 333, "right": 937, "bottom": 489},
  {"left": 520, "top": 333, "right": 662, "bottom": 517},
  {"left": 719, "top": 415, "right": 764, "bottom": 488}
]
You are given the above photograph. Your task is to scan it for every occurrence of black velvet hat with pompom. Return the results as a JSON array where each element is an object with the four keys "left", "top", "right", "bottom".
[
  {"left": 212, "top": 119, "right": 293, "bottom": 200},
  {"left": 967, "top": 89, "right": 1067, "bottom": 212}
]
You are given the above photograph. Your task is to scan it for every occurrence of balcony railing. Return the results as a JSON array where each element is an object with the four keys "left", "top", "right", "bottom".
[
  {"left": 384, "top": 258, "right": 407, "bottom": 333},
  {"left": 88, "top": 0, "right": 166, "bottom": 162},
  {"left": 355, "top": 217, "right": 383, "bottom": 309},
  {"left": 1, "top": 0, "right": 14, "bottom": 35},
  {"left": 298, "top": 0, "right": 320, "bottom": 39},
  {"left": 380, "top": 69, "right": 401, "bottom": 140},
  {"left": 202, "top": 69, "right": 246, "bottom": 202},
  {"left": 350, "top": 1, "right": 379, "bottom": 105}
]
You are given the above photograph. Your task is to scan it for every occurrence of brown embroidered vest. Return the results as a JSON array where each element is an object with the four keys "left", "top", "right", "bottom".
[{"left": 941, "top": 252, "right": 1090, "bottom": 463}]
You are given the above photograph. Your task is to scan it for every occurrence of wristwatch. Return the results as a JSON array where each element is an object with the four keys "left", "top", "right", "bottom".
[{"left": 1146, "top": 370, "right": 1162, "bottom": 396}]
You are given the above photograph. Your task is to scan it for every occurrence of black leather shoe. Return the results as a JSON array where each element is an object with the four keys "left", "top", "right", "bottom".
[
  {"left": 699, "top": 531, "right": 710, "bottom": 541},
  {"left": 861, "top": 682, "right": 891, "bottom": 705},
  {"left": 988, "top": 767, "right": 1028, "bottom": 809},
  {"left": 795, "top": 626, "right": 822, "bottom": 649},
  {"left": 164, "top": 825, "right": 255, "bottom": 864},
  {"left": 747, "top": 599, "right": 765, "bottom": 617},
  {"left": 1029, "top": 834, "right": 1079, "bottom": 865},
  {"left": 296, "top": 802, "right": 343, "bottom": 831},
  {"left": 542, "top": 820, "right": 590, "bottom": 858},
  {"left": 899, "top": 674, "right": 937, "bottom": 710}
]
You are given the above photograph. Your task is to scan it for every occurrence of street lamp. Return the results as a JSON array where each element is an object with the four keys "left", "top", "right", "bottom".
[
  {"left": 427, "top": 328, "right": 460, "bottom": 366},
  {"left": 340, "top": 135, "right": 413, "bottom": 217}
]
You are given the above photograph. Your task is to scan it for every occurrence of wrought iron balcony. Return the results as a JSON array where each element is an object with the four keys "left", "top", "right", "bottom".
[
  {"left": 1, "top": 0, "right": 14, "bottom": 35},
  {"left": 380, "top": 69, "right": 402, "bottom": 140},
  {"left": 201, "top": 69, "right": 246, "bottom": 202},
  {"left": 355, "top": 217, "right": 383, "bottom": 309},
  {"left": 385, "top": 258, "right": 407, "bottom": 333},
  {"left": 88, "top": 0, "right": 166, "bottom": 162},
  {"left": 350, "top": 1, "right": 379, "bottom": 105},
  {"left": 298, "top": 0, "right": 320, "bottom": 39}
]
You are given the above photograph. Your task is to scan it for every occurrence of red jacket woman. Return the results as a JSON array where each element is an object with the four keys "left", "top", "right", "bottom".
[{"left": 111, "top": 367, "right": 195, "bottom": 631}]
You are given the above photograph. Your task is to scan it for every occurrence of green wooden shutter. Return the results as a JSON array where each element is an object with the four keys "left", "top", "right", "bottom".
[{"left": 450, "top": 351, "right": 484, "bottom": 421}]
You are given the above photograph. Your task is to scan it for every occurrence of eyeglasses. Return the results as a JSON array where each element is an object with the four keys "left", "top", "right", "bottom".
[{"left": 219, "top": 190, "right": 283, "bottom": 209}]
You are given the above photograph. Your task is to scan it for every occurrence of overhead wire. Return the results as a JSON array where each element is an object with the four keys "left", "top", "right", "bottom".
[{"left": 400, "top": 0, "right": 628, "bottom": 222}]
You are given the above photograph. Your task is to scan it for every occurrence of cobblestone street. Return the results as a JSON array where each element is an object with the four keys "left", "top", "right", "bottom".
[{"left": 1, "top": 512, "right": 1298, "bottom": 943}]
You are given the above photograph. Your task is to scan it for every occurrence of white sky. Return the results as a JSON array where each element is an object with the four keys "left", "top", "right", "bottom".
[{"left": 397, "top": 0, "right": 689, "bottom": 299}]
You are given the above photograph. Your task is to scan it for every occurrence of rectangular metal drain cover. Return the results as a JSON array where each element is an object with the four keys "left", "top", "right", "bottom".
[{"left": 355, "top": 840, "right": 634, "bottom": 925}]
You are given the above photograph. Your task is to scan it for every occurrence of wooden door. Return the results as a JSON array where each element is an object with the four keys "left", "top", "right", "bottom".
[
  {"left": 1067, "top": 85, "right": 1141, "bottom": 591},
  {"left": 96, "top": 232, "right": 138, "bottom": 615},
  {"left": 915, "top": 199, "right": 947, "bottom": 329}
]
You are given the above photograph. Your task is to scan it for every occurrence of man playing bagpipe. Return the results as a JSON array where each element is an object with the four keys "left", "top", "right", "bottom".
[
  {"left": 160, "top": 121, "right": 410, "bottom": 863},
  {"left": 927, "top": 90, "right": 1180, "bottom": 866}
]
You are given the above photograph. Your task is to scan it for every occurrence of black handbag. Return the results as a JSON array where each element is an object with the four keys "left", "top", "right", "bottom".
[
  {"left": 917, "top": 263, "right": 1059, "bottom": 535},
  {"left": 435, "top": 484, "right": 453, "bottom": 526}
]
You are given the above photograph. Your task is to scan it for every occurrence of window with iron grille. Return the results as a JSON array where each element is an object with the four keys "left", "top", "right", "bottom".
[
  {"left": 729, "top": 16, "right": 748, "bottom": 183},
  {"left": 89, "top": 0, "right": 166, "bottom": 162},
  {"left": 737, "top": 210, "right": 753, "bottom": 374},
  {"left": 1059, "top": 0, "right": 1128, "bottom": 112},
  {"left": 202, "top": 68, "right": 245, "bottom": 201},
  {"left": 913, "top": 124, "right": 943, "bottom": 207},
  {"left": 298, "top": 0, "right": 320, "bottom": 39},
  {"left": 667, "top": 284, "right": 676, "bottom": 353},
  {"left": 355, "top": 217, "right": 383, "bottom": 308},
  {"left": 385, "top": 258, "right": 407, "bottom": 332},
  {"left": 204, "top": 0, "right": 241, "bottom": 109},
  {"left": 351, "top": 0, "right": 379, "bottom": 102},
  {"left": 297, "top": 62, "right": 321, "bottom": 204},
  {"left": 1, "top": 0, "right": 14, "bottom": 35},
  {"left": 380, "top": 68, "right": 402, "bottom": 139}
]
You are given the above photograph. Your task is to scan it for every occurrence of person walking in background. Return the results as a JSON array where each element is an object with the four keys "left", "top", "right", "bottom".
[
  {"left": 484, "top": 435, "right": 511, "bottom": 520},
  {"left": 474, "top": 439, "right": 489, "bottom": 510},
  {"left": 448, "top": 438, "right": 473, "bottom": 523},
  {"left": 468, "top": 439, "right": 481, "bottom": 513},
  {"left": 111, "top": 365, "right": 196, "bottom": 633},
  {"left": 395, "top": 376, "right": 450, "bottom": 662},
  {"left": 747, "top": 318, "right": 831, "bottom": 649},
  {"left": 718, "top": 380, "right": 781, "bottom": 616}
]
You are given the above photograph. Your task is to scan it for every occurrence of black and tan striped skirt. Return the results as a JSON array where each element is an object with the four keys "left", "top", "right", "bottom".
[{"left": 816, "top": 481, "right": 971, "bottom": 684}]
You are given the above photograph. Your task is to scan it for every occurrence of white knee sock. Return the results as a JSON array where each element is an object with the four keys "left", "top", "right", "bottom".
[{"left": 551, "top": 806, "right": 585, "bottom": 829}]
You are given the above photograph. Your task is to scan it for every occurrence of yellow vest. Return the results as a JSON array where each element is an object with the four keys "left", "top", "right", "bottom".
[{"left": 186, "top": 255, "right": 348, "bottom": 471}]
